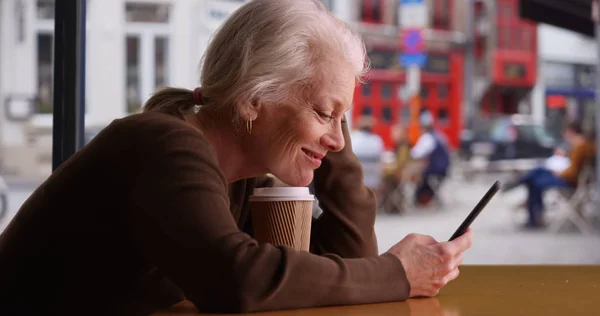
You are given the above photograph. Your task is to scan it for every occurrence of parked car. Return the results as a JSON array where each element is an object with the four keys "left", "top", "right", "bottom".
[{"left": 459, "top": 115, "right": 557, "bottom": 161}]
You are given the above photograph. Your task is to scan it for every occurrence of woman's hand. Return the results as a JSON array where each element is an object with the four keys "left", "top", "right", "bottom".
[{"left": 386, "top": 228, "right": 473, "bottom": 297}]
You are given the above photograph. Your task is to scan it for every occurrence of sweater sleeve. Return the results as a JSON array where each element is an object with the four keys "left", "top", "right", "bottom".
[
  {"left": 311, "top": 120, "right": 381, "bottom": 258},
  {"left": 127, "top": 120, "right": 410, "bottom": 313}
]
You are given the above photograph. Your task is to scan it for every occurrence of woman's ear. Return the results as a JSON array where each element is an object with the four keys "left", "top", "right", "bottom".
[{"left": 236, "top": 100, "right": 261, "bottom": 121}]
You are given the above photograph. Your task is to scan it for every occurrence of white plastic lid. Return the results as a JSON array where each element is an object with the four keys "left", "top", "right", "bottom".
[{"left": 249, "top": 187, "right": 314, "bottom": 201}]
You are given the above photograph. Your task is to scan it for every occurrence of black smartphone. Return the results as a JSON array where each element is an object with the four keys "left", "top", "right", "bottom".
[{"left": 448, "top": 181, "right": 500, "bottom": 241}]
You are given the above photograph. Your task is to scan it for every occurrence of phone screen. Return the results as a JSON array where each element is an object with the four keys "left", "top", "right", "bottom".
[{"left": 448, "top": 181, "right": 500, "bottom": 241}]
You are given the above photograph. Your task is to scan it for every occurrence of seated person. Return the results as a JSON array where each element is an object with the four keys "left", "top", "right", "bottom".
[
  {"left": 544, "top": 147, "right": 571, "bottom": 173},
  {"left": 410, "top": 111, "right": 450, "bottom": 206},
  {"left": 0, "top": 1, "right": 473, "bottom": 314},
  {"left": 380, "top": 123, "right": 412, "bottom": 213},
  {"left": 350, "top": 116, "right": 385, "bottom": 192},
  {"left": 503, "top": 121, "right": 596, "bottom": 228}
]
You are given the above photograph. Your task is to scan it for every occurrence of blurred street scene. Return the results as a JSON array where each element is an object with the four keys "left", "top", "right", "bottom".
[{"left": 0, "top": 0, "right": 598, "bottom": 264}]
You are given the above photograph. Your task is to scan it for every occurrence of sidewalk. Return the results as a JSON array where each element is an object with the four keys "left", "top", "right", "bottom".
[{"left": 374, "top": 176, "right": 600, "bottom": 264}]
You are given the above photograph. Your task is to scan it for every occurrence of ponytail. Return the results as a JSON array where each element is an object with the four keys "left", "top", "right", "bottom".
[{"left": 142, "top": 87, "right": 196, "bottom": 114}]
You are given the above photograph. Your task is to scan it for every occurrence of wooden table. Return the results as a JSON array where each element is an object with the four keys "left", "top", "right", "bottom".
[{"left": 153, "top": 265, "right": 600, "bottom": 316}]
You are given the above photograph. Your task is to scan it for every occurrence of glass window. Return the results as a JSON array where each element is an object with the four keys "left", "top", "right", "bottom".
[
  {"left": 420, "top": 86, "right": 428, "bottom": 99},
  {"left": 438, "top": 85, "right": 448, "bottom": 99},
  {"left": 382, "top": 106, "right": 392, "bottom": 123},
  {"left": 372, "top": 0, "right": 381, "bottom": 22},
  {"left": 503, "top": 63, "right": 526, "bottom": 79},
  {"left": 360, "top": 0, "right": 382, "bottom": 23},
  {"left": 381, "top": 84, "right": 392, "bottom": 99},
  {"left": 544, "top": 62, "right": 575, "bottom": 88},
  {"left": 438, "top": 108, "right": 449, "bottom": 123},
  {"left": 367, "top": 49, "right": 399, "bottom": 70},
  {"left": 154, "top": 37, "right": 169, "bottom": 90},
  {"left": 362, "top": 83, "right": 371, "bottom": 97},
  {"left": 320, "top": 0, "right": 334, "bottom": 10},
  {"left": 425, "top": 55, "right": 450, "bottom": 73},
  {"left": 126, "top": 36, "right": 141, "bottom": 114},
  {"left": 362, "top": 106, "right": 372, "bottom": 116},
  {"left": 37, "top": 0, "right": 55, "bottom": 20},
  {"left": 125, "top": 2, "right": 171, "bottom": 23},
  {"left": 37, "top": 34, "right": 54, "bottom": 114}
]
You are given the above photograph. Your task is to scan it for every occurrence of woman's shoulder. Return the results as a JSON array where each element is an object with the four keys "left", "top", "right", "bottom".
[{"left": 103, "top": 112, "right": 217, "bottom": 160}]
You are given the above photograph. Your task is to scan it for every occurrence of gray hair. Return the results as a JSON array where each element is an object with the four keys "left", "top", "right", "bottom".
[{"left": 144, "top": 0, "right": 368, "bottom": 118}]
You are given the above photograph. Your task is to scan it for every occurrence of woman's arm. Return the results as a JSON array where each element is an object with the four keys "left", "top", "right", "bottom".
[
  {"left": 311, "top": 120, "right": 380, "bottom": 258},
  {"left": 128, "top": 119, "right": 409, "bottom": 313}
]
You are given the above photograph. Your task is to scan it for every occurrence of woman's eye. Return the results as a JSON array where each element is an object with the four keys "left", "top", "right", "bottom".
[{"left": 318, "top": 112, "right": 333, "bottom": 121}]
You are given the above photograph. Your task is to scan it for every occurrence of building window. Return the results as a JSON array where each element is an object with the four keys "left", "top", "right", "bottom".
[
  {"left": 37, "top": 0, "right": 55, "bottom": 20},
  {"left": 360, "top": 0, "right": 382, "bottom": 24},
  {"left": 154, "top": 37, "right": 169, "bottom": 89},
  {"left": 37, "top": 34, "right": 54, "bottom": 114},
  {"left": 432, "top": 0, "right": 451, "bottom": 30},
  {"left": 382, "top": 106, "right": 392, "bottom": 123},
  {"left": 126, "top": 36, "right": 141, "bottom": 114},
  {"left": 438, "top": 85, "right": 448, "bottom": 99},
  {"left": 362, "top": 106, "right": 372, "bottom": 116},
  {"left": 362, "top": 83, "right": 372, "bottom": 97},
  {"left": 125, "top": 2, "right": 171, "bottom": 23},
  {"left": 420, "top": 86, "right": 428, "bottom": 99},
  {"left": 544, "top": 62, "right": 576, "bottom": 88},
  {"left": 320, "top": 0, "right": 334, "bottom": 10},
  {"left": 381, "top": 84, "right": 392, "bottom": 99},
  {"left": 125, "top": 2, "right": 172, "bottom": 114},
  {"left": 438, "top": 108, "right": 449, "bottom": 123}
]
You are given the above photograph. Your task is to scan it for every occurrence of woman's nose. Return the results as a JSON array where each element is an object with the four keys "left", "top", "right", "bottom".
[{"left": 320, "top": 126, "right": 345, "bottom": 152}]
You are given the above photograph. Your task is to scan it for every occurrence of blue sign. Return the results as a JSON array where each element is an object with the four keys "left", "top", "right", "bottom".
[
  {"left": 400, "top": 0, "right": 424, "bottom": 4},
  {"left": 402, "top": 29, "right": 424, "bottom": 54},
  {"left": 400, "top": 53, "right": 428, "bottom": 67}
]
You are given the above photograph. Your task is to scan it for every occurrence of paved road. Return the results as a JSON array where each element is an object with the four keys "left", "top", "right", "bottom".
[{"left": 1, "top": 175, "right": 599, "bottom": 264}]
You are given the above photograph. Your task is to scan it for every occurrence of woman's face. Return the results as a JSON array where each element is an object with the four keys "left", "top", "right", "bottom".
[{"left": 251, "top": 68, "right": 355, "bottom": 186}]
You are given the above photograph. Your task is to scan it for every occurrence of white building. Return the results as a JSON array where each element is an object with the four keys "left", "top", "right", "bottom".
[
  {"left": 0, "top": 0, "right": 358, "bottom": 177},
  {"left": 530, "top": 23, "right": 597, "bottom": 138}
]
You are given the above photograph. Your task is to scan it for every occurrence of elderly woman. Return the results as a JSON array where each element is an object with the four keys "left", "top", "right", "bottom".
[{"left": 0, "top": 0, "right": 472, "bottom": 314}]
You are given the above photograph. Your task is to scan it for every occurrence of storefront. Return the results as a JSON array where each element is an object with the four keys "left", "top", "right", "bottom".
[{"left": 543, "top": 61, "right": 596, "bottom": 139}]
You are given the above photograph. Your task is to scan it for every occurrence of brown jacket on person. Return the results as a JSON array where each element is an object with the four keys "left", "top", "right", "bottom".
[
  {"left": 0, "top": 111, "right": 409, "bottom": 315},
  {"left": 560, "top": 140, "right": 596, "bottom": 185}
]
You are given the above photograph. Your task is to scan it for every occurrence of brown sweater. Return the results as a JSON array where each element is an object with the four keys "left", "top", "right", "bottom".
[
  {"left": 0, "top": 112, "right": 409, "bottom": 315},
  {"left": 560, "top": 140, "right": 596, "bottom": 185}
]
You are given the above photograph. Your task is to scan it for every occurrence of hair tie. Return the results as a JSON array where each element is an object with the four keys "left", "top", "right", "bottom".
[{"left": 193, "top": 87, "right": 203, "bottom": 105}]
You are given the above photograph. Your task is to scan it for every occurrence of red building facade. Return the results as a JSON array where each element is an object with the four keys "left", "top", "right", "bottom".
[
  {"left": 353, "top": 0, "right": 464, "bottom": 149},
  {"left": 475, "top": 0, "right": 537, "bottom": 115}
]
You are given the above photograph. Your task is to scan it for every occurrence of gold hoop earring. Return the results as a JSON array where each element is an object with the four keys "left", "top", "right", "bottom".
[{"left": 246, "top": 119, "right": 253, "bottom": 134}]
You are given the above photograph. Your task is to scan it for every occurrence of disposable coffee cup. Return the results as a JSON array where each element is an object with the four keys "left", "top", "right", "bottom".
[{"left": 248, "top": 187, "right": 314, "bottom": 251}]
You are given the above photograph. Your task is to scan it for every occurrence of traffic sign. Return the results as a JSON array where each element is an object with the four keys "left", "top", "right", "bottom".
[
  {"left": 400, "top": 53, "right": 427, "bottom": 67},
  {"left": 399, "top": 0, "right": 428, "bottom": 29},
  {"left": 401, "top": 29, "right": 424, "bottom": 53}
]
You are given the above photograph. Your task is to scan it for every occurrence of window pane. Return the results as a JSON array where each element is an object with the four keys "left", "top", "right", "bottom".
[
  {"left": 126, "top": 36, "right": 141, "bottom": 114},
  {"left": 37, "top": 0, "right": 55, "bottom": 20},
  {"left": 125, "top": 2, "right": 170, "bottom": 23},
  {"left": 37, "top": 34, "right": 54, "bottom": 114},
  {"left": 372, "top": 0, "right": 381, "bottom": 22},
  {"left": 382, "top": 106, "right": 392, "bottom": 123},
  {"left": 381, "top": 84, "right": 392, "bottom": 99},
  {"left": 438, "top": 85, "right": 448, "bottom": 99},
  {"left": 154, "top": 37, "right": 169, "bottom": 90},
  {"left": 438, "top": 108, "right": 449, "bottom": 123},
  {"left": 420, "top": 86, "right": 428, "bottom": 99},
  {"left": 362, "top": 106, "right": 372, "bottom": 116},
  {"left": 362, "top": 83, "right": 371, "bottom": 97}
]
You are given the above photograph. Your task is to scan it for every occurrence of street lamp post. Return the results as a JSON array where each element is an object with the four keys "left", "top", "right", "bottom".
[{"left": 593, "top": 0, "right": 600, "bottom": 193}]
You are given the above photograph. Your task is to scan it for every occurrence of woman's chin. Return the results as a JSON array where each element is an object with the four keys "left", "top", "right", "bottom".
[{"left": 277, "top": 173, "right": 314, "bottom": 187}]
